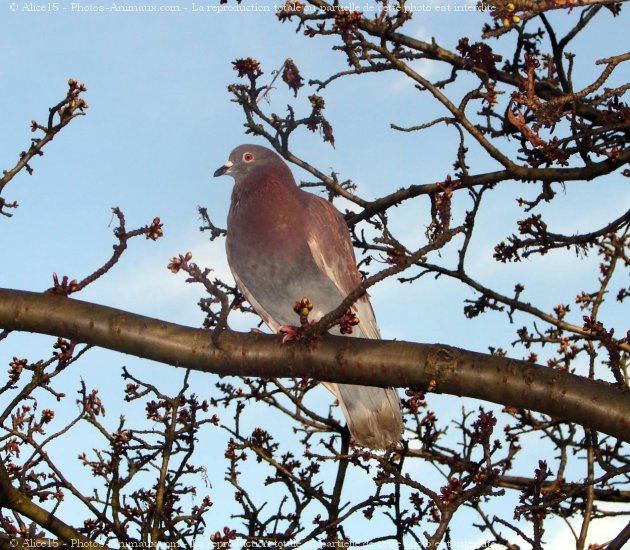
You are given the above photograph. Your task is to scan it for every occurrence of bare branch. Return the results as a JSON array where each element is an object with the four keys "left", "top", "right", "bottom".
[{"left": 1, "top": 289, "right": 629, "bottom": 442}]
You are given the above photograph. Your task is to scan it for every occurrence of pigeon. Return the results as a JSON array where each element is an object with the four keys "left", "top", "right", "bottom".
[{"left": 214, "top": 144, "right": 402, "bottom": 449}]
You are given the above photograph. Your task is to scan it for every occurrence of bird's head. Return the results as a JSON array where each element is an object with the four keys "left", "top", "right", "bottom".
[{"left": 213, "top": 144, "right": 283, "bottom": 182}]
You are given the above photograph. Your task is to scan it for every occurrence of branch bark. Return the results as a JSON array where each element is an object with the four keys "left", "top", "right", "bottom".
[
  {"left": 1, "top": 288, "right": 628, "bottom": 442},
  {"left": 0, "top": 459, "right": 103, "bottom": 548}
]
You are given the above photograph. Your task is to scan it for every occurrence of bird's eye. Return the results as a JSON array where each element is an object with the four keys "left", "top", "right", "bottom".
[{"left": 243, "top": 152, "right": 254, "bottom": 163}]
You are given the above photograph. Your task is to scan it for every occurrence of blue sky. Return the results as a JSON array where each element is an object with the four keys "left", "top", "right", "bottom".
[{"left": 1, "top": 1, "right": 629, "bottom": 547}]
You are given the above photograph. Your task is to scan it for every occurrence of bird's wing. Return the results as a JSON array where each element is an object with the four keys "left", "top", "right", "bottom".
[
  {"left": 230, "top": 268, "right": 282, "bottom": 333},
  {"left": 304, "top": 194, "right": 381, "bottom": 340}
]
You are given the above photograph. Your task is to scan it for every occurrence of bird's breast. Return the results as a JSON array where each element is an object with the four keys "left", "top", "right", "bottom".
[{"left": 227, "top": 185, "right": 307, "bottom": 255}]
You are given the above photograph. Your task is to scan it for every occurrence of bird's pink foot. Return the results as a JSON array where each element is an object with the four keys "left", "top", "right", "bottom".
[
  {"left": 279, "top": 319, "right": 319, "bottom": 343},
  {"left": 279, "top": 325, "right": 302, "bottom": 343}
]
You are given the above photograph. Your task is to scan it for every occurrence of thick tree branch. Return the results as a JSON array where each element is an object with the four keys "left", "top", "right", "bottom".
[
  {"left": 0, "top": 289, "right": 628, "bottom": 442},
  {"left": 0, "top": 460, "right": 103, "bottom": 548}
]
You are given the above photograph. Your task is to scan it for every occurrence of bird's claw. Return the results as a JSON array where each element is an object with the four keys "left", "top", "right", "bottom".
[
  {"left": 279, "top": 320, "right": 320, "bottom": 343},
  {"left": 279, "top": 325, "right": 302, "bottom": 343}
]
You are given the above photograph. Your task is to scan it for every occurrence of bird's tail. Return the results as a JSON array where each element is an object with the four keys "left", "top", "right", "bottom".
[{"left": 331, "top": 383, "right": 403, "bottom": 449}]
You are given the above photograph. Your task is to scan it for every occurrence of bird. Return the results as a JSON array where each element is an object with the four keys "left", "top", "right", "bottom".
[{"left": 214, "top": 144, "right": 402, "bottom": 449}]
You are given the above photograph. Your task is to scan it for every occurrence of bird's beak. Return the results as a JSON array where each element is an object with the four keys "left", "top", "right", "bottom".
[{"left": 213, "top": 160, "right": 233, "bottom": 178}]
